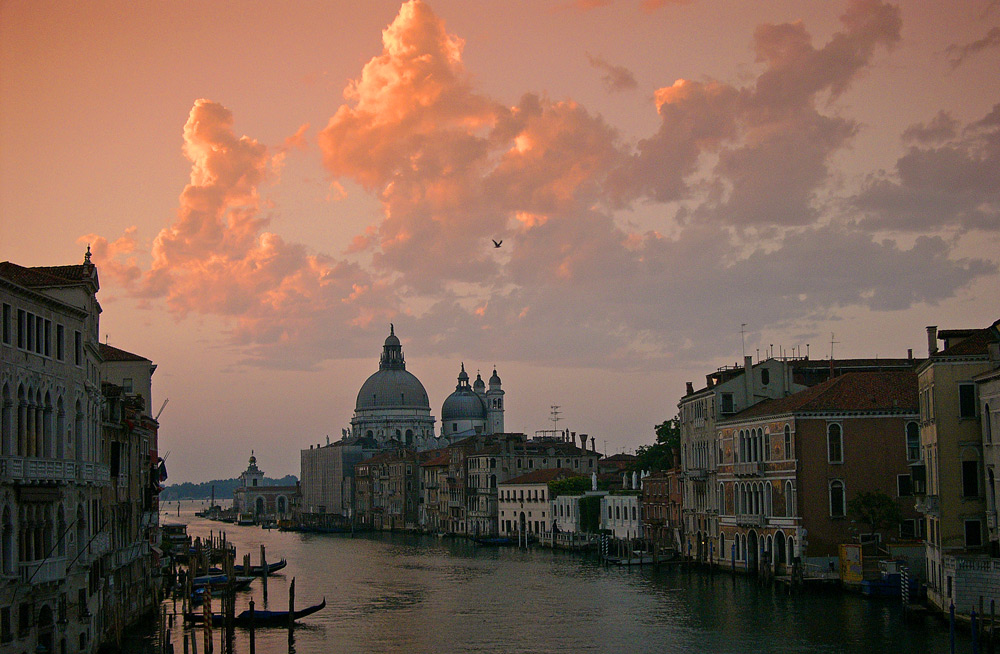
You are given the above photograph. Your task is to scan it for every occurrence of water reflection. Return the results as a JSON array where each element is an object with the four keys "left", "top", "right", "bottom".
[{"left": 157, "top": 503, "right": 967, "bottom": 654}]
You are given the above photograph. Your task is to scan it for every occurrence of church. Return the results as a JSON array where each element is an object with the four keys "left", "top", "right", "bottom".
[{"left": 350, "top": 325, "right": 505, "bottom": 451}]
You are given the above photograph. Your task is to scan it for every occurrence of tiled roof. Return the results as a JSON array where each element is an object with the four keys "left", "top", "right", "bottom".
[
  {"left": 501, "top": 468, "right": 582, "bottom": 485},
  {"left": 936, "top": 323, "right": 1000, "bottom": 357},
  {"left": 730, "top": 371, "right": 917, "bottom": 420},
  {"left": 420, "top": 452, "right": 451, "bottom": 467},
  {"left": 603, "top": 453, "right": 637, "bottom": 462},
  {"left": 100, "top": 343, "right": 150, "bottom": 362},
  {"left": 0, "top": 261, "right": 95, "bottom": 287}
]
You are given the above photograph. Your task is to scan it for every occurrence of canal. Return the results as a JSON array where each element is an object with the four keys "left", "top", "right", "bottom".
[{"left": 153, "top": 503, "right": 969, "bottom": 653}]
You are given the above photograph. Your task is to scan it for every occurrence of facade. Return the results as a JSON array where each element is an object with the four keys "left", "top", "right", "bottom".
[
  {"left": 440, "top": 364, "right": 505, "bottom": 440},
  {"left": 979, "top": 333, "right": 1000, "bottom": 553},
  {"left": 232, "top": 453, "right": 298, "bottom": 521},
  {"left": 601, "top": 493, "right": 642, "bottom": 539},
  {"left": 355, "top": 449, "right": 423, "bottom": 531},
  {"left": 679, "top": 355, "right": 920, "bottom": 564},
  {"left": 914, "top": 321, "right": 1000, "bottom": 611},
  {"left": 299, "top": 438, "right": 375, "bottom": 523},
  {"left": 716, "top": 370, "right": 921, "bottom": 577},
  {"left": 641, "top": 468, "right": 683, "bottom": 550},
  {"left": 418, "top": 452, "right": 451, "bottom": 533},
  {"left": 1, "top": 254, "right": 161, "bottom": 653},
  {"left": 497, "top": 468, "right": 576, "bottom": 536}
]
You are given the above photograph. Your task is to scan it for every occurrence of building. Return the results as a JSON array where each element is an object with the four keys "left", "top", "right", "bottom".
[
  {"left": 418, "top": 452, "right": 451, "bottom": 533},
  {"left": 439, "top": 364, "right": 504, "bottom": 440},
  {"left": 642, "top": 468, "right": 683, "bottom": 551},
  {"left": 716, "top": 370, "right": 921, "bottom": 577},
  {"left": 232, "top": 453, "right": 298, "bottom": 521},
  {"left": 354, "top": 449, "right": 424, "bottom": 531},
  {"left": 914, "top": 321, "right": 1000, "bottom": 611},
  {"left": 679, "top": 354, "right": 920, "bottom": 564},
  {"left": 299, "top": 437, "right": 376, "bottom": 526},
  {"left": 979, "top": 326, "right": 1000, "bottom": 553},
  {"left": 602, "top": 493, "right": 642, "bottom": 539},
  {"left": 498, "top": 468, "right": 576, "bottom": 536},
  {"left": 1, "top": 253, "right": 162, "bottom": 653},
  {"left": 350, "top": 325, "right": 436, "bottom": 450}
]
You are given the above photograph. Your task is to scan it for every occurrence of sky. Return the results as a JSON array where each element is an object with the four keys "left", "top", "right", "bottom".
[{"left": 2, "top": 0, "right": 998, "bottom": 484}]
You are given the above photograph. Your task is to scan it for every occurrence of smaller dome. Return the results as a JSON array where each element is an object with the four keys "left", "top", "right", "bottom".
[
  {"left": 473, "top": 372, "right": 485, "bottom": 393},
  {"left": 442, "top": 389, "right": 487, "bottom": 422},
  {"left": 489, "top": 367, "right": 501, "bottom": 386},
  {"left": 384, "top": 323, "right": 400, "bottom": 347}
]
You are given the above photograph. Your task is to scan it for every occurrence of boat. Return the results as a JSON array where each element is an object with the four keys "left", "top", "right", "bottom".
[
  {"left": 472, "top": 536, "right": 517, "bottom": 546},
  {"left": 191, "top": 574, "right": 255, "bottom": 591},
  {"left": 185, "top": 597, "right": 327, "bottom": 627},
  {"left": 209, "top": 558, "right": 287, "bottom": 576}
]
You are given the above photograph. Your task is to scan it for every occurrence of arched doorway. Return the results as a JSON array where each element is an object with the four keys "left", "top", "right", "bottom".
[
  {"left": 38, "top": 603, "right": 54, "bottom": 652},
  {"left": 255, "top": 497, "right": 265, "bottom": 516},
  {"left": 277, "top": 496, "right": 287, "bottom": 514},
  {"left": 774, "top": 531, "right": 787, "bottom": 573},
  {"left": 747, "top": 530, "right": 758, "bottom": 573}
]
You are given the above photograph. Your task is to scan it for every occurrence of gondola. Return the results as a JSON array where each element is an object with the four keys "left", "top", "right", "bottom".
[
  {"left": 191, "top": 574, "right": 255, "bottom": 591},
  {"left": 185, "top": 597, "right": 327, "bottom": 627},
  {"left": 209, "top": 558, "right": 287, "bottom": 576}
]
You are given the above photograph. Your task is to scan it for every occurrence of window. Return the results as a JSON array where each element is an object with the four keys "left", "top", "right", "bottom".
[
  {"left": 829, "top": 480, "right": 845, "bottom": 518},
  {"left": 784, "top": 425, "right": 792, "bottom": 459},
  {"left": 56, "top": 324, "right": 64, "bottom": 360},
  {"left": 1, "top": 304, "right": 9, "bottom": 345},
  {"left": 16, "top": 310, "right": 25, "bottom": 349},
  {"left": 962, "top": 460, "right": 980, "bottom": 497},
  {"left": 897, "top": 474, "right": 912, "bottom": 497},
  {"left": 959, "top": 384, "right": 977, "bottom": 418},
  {"left": 900, "top": 519, "right": 917, "bottom": 539},
  {"left": 906, "top": 422, "right": 920, "bottom": 460},
  {"left": 986, "top": 404, "right": 992, "bottom": 444},
  {"left": 122, "top": 378, "right": 133, "bottom": 394},
  {"left": 761, "top": 368, "right": 770, "bottom": 385},
  {"left": 965, "top": 519, "right": 983, "bottom": 548},
  {"left": 720, "top": 393, "right": 734, "bottom": 414},
  {"left": 827, "top": 424, "right": 843, "bottom": 463},
  {"left": 74, "top": 331, "right": 82, "bottom": 365}
]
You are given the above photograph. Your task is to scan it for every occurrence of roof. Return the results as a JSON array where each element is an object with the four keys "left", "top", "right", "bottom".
[
  {"left": 935, "top": 322, "right": 1000, "bottom": 358},
  {"left": 729, "top": 370, "right": 918, "bottom": 420},
  {"left": 100, "top": 342, "right": 150, "bottom": 362},
  {"left": 0, "top": 261, "right": 97, "bottom": 288},
  {"left": 602, "top": 453, "right": 637, "bottom": 462},
  {"left": 420, "top": 452, "right": 451, "bottom": 467},
  {"left": 501, "top": 468, "right": 581, "bottom": 485}
]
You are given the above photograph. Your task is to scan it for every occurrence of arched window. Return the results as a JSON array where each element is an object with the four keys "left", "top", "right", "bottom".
[
  {"left": 764, "top": 430, "right": 770, "bottom": 461},
  {"left": 906, "top": 422, "right": 920, "bottom": 460},
  {"left": 719, "top": 483, "right": 725, "bottom": 514},
  {"left": 784, "top": 425, "right": 792, "bottom": 459},
  {"left": 829, "top": 480, "right": 845, "bottom": 517},
  {"left": 765, "top": 483, "right": 772, "bottom": 516},
  {"left": 1, "top": 506, "right": 12, "bottom": 574},
  {"left": 827, "top": 424, "right": 843, "bottom": 463},
  {"left": 785, "top": 481, "right": 795, "bottom": 517},
  {"left": 1, "top": 383, "right": 11, "bottom": 456},
  {"left": 738, "top": 430, "right": 745, "bottom": 463},
  {"left": 985, "top": 405, "right": 992, "bottom": 444}
]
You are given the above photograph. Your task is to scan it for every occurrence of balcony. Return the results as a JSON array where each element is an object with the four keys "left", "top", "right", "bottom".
[
  {"left": 20, "top": 557, "right": 67, "bottom": 585},
  {"left": 915, "top": 494, "right": 940, "bottom": 516},
  {"left": 734, "top": 462, "right": 762, "bottom": 477},
  {"left": 0, "top": 456, "right": 77, "bottom": 484},
  {"left": 686, "top": 467, "right": 708, "bottom": 481},
  {"left": 735, "top": 514, "right": 765, "bottom": 528},
  {"left": 78, "top": 462, "right": 110, "bottom": 484}
]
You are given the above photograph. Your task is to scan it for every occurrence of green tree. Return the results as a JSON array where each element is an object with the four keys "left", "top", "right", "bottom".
[
  {"left": 548, "top": 476, "right": 593, "bottom": 498},
  {"left": 847, "top": 491, "right": 902, "bottom": 536},
  {"left": 630, "top": 417, "right": 680, "bottom": 472}
]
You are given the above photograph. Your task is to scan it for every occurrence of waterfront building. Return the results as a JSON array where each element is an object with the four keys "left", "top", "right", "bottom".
[
  {"left": 299, "top": 437, "right": 376, "bottom": 526},
  {"left": 97, "top": 343, "right": 161, "bottom": 648},
  {"left": 913, "top": 321, "right": 1000, "bottom": 612},
  {"left": 418, "top": 451, "right": 451, "bottom": 533},
  {"left": 355, "top": 449, "right": 424, "bottom": 531},
  {"left": 1, "top": 253, "right": 163, "bottom": 653},
  {"left": 979, "top": 329, "right": 1000, "bottom": 552},
  {"left": 232, "top": 453, "right": 299, "bottom": 521},
  {"left": 498, "top": 468, "right": 576, "bottom": 536},
  {"left": 716, "top": 370, "right": 921, "bottom": 578},
  {"left": 641, "top": 467, "right": 683, "bottom": 551},
  {"left": 679, "top": 354, "right": 920, "bottom": 565},
  {"left": 601, "top": 492, "right": 642, "bottom": 539}
]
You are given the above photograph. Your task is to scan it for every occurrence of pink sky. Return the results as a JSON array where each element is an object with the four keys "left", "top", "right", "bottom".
[{"left": 2, "top": 0, "right": 998, "bottom": 483}]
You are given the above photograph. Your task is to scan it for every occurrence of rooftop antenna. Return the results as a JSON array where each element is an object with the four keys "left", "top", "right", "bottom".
[
  {"left": 740, "top": 323, "right": 747, "bottom": 358},
  {"left": 830, "top": 332, "right": 839, "bottom": 360},
  {"left": 550, "top": 405, "right": 562, "bottom": 431},
  {"left": 154, "top": 398, "right": 169, "bottom": 421}
]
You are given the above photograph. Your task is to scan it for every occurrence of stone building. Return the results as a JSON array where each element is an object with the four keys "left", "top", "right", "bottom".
[
  {"left": 232, "top": 453, "right": 298, "bottom": 521},
  {"left": 642, "top": 468, "right": 683, "bottom": 551},
  {"left": 0, "top": 253, "right": 161, "bottom": 653},
  {"left": 355, "top": 449, "right": 424, "bottom": 531},
  {"left": 716, "top": 370, "right": 921, "bottom": 577},
  {"left": 299, "top": 437, "right": 376, "bottom": 526},
  {"left": 497, "top": 468, "right": 575, "bottom": 536}
]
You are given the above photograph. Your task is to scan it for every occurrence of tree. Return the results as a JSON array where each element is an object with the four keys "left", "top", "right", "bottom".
[
  {"left": 848, "top": 491, "right": 902, "bottom": 537},
  {"left": 548, "top": 476, "right": 593, "bottom": 498},
  {"left": 630, "top": 417, "right": 680, "bottom": 472}
]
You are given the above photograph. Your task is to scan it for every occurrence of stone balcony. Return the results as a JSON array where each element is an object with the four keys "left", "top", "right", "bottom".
[
  {"left": 915, "top": 494, "right": 940, "bottom": 516},
  {"left": 685, "top": 467, "right": 708, "bottom": 481},
  {"left": 20, "top": 557, "right": 67, "bottom": 585},
  {"left": 734, "top": 462, "right": 763, "bottom": 477},
  {"left": 0, "top": 456, "right": 109, "bottom": 485},
  {"left": 735, "top": 514, "right": 765, "bottom": 528}
]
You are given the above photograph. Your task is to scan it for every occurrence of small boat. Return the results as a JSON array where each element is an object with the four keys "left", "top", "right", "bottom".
[
  {"left": 191, "top": 574, "right": 255, "bottom": 591},
  {"left": 472, "top": 536, "right": 517, "bottom": 546},
  {"left": 185, "top": 597, "right": 327, "bottom": 627},
  {"left": 210, "top": 558, "right": 287, "bottom": 576}
]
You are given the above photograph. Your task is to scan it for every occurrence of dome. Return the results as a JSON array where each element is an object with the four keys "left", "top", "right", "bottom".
[
  {"left": 442, "top": 364, "right": 487, "bottom": 422},
  {"left": 354, "top": 325, "right": 430, "bottom": 411},
  {"left": 356, "top": 368, "right": 430, "bottom": 410},
  {"left": 489, "top": 367, "right": 502, "bottom": 386},
  {"left": 473, "top": 372, "right": 485, "bottom": 393}
]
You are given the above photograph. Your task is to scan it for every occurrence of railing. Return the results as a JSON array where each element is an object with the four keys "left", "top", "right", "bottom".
[
  {"left": 0, "top": 456, "right": 77, "bottom": 483},
  {"left": 734, "top": 462, "right": 762, "bottom": 477},
  {"left": 988, "top": 512, "right": 997, "bottom": 530},
  {"left": 78, "top": 461, "right": 110, "bottom": 484},
  {"left": 915, "top": 494, "right": 940, "bottom": 515},
  {"left": 735, "top": 514, "right": 765, "bottom": 527},
  {"left": 686, "top": 467, "right": 707, "bottom": 480},
  {"left": 20, "top": 557, "right": 67, "bottom": 585}
]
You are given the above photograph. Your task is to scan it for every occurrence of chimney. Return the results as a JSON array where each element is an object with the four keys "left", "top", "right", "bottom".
[
  {"left": 743, "top": 355, "right": 754, "bottom": 403},
  {"left": 685, "top": 381, "right": 694, "bottom": 395},
  {"left": 579, "top": 433, "right": 587, "bottom": 450},
  {"left": 590, "top": 436, "right": 596, "bottom": 452},
  {"left": 706, "top": 374, "right": 714, "bottom": 389},
  {"left": 907, "top": 348, "right": 913, "bottom": 361},
  {"left": 927, "top": 326, "right": 938, "bottom": 355}
]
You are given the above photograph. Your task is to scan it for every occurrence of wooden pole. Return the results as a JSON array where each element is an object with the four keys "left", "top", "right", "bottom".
[
  {"left": 190, "top": 630, "right": 198, "bottom": 654},
  {"left": 288, "top": 577, "right": 296, "bottom": 639},
  {"left": 249, "top": 598, "right": 256, "bottom": 654},
  {"left": 261, "top": 544, "right": 268, "bottom": 602}
]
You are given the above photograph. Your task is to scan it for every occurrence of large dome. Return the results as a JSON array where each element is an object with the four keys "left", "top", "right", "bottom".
[
  {"left": 355, "top": 324, "right": 430, "bottom": 411},
  {"left": 356, "top": 368, "right": 430, "bottom": 410},
  {"left": 441, "top": 364, "right": 487, "bottom": 422}
]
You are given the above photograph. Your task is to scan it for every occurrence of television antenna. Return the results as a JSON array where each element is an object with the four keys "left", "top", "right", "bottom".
[{"left": 550, "top": 405, "right": 562, "bottom": 430}]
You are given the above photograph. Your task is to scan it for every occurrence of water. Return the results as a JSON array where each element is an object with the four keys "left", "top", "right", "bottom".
[{"left": 156, "top": 501, "right": 968, "bottom": 653}]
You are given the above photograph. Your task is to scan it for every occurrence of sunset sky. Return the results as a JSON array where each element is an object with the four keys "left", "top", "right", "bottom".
[{"left": 2, "top": 0, "right": 998, "bottom": 483}]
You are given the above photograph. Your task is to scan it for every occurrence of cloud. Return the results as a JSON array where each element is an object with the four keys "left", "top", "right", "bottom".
[
  {"left": 613, "top": 0, "right": 901, "bottom": 226},
  {"left": 947, "top": 26, "right": 1000, "bottom": 69},
  {"left": 855, "top": 104, "right": 1000, "bottom": 232},
  {"left": 587, "top": 54, "right": 639, "bottom": 92}
]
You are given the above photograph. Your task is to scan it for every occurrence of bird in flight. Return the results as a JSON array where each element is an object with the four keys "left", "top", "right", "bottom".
[{"left": 492, "top": 239, "right": 502, "bottom": 248}]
